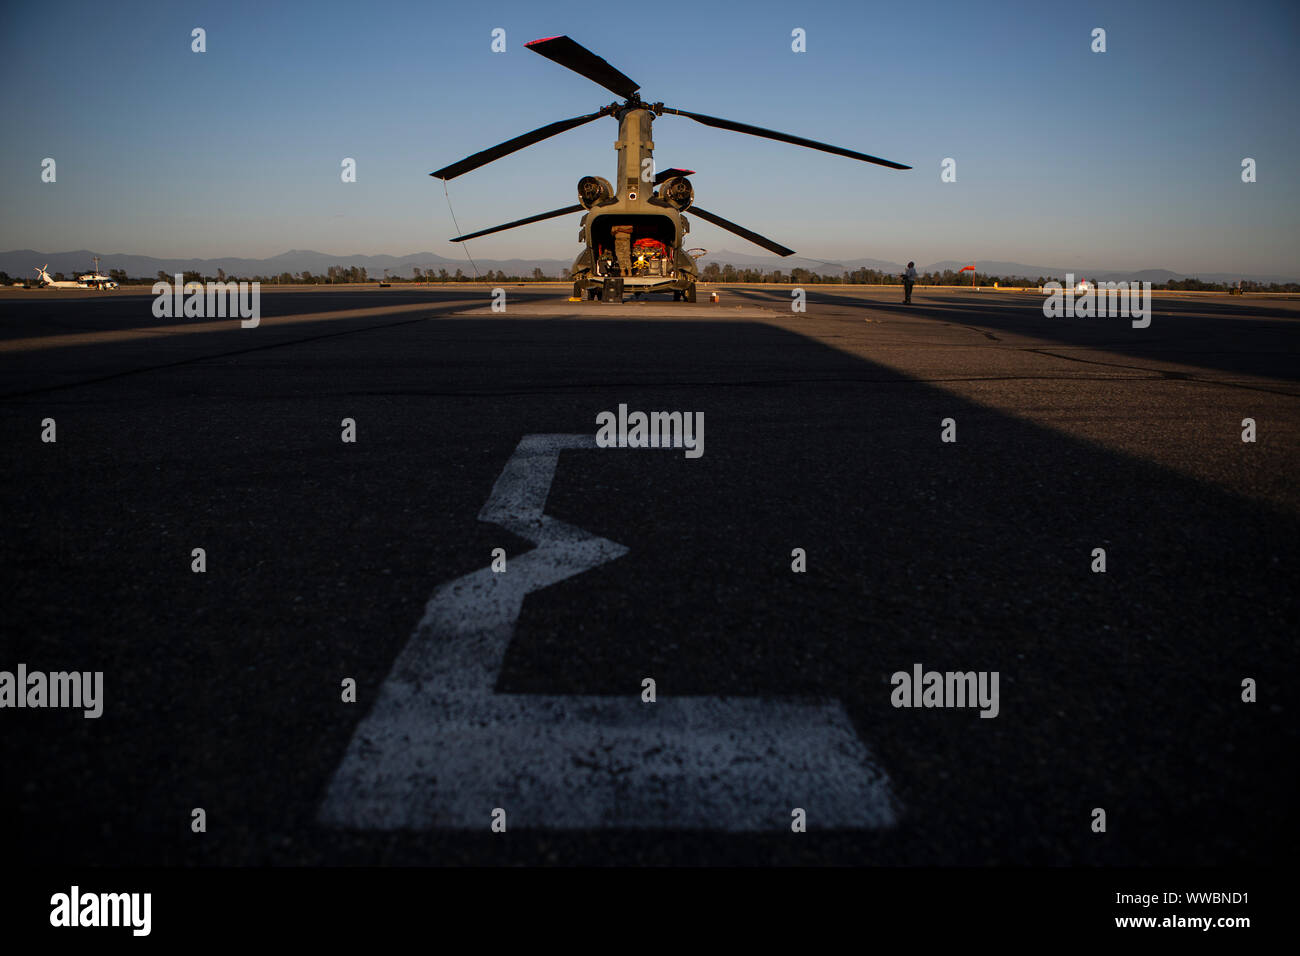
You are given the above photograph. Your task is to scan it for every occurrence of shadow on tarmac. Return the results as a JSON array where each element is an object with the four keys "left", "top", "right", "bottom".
[{"left": 1, "top": 315, "right": 1294, "bottom": 866}]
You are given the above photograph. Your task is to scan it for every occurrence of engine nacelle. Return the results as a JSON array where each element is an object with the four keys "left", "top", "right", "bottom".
[
  {"left": 577, "top": 175, "right": 614, "bottom": 209},
  {"left": 657, "top": 176, "right": 694, "bottom": 210}
]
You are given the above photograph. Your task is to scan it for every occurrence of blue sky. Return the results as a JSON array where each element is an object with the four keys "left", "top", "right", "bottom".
[{"left": 2, "top": 0, "right": 1297, "bottom": 273}]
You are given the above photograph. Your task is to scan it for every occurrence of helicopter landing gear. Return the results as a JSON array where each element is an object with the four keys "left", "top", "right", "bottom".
[
  {"left": 601, "top": 277, "right": 623, "bottom": 303},
  {"left": 672, "top": 291, "right": 681, "bottom": 301},
  {"left": 683, "top": 283, "right": 697, "bottom": 303}
]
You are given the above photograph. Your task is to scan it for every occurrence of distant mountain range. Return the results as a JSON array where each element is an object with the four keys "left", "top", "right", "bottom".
[{"left": 3, "top": 248, "right": 1295, "bottom": 286}]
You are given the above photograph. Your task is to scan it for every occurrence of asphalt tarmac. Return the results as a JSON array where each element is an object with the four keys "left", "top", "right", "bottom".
[{"left": 1, "top": 284, "right": 1296, "bottom": 865}]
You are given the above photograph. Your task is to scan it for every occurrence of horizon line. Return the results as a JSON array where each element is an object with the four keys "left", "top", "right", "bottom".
[{"left": 3, "top": 248, "right": 1296, "bottom": 282}]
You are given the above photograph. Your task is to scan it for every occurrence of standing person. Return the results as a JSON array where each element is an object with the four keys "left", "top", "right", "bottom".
[{"left": 901, "top": 261, "right": 918, "bottom": 303}]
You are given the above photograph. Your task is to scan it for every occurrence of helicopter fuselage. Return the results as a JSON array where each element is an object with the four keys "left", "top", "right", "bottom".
[{"left": 570, "top": 106, "right": 699, "bottom": 301}]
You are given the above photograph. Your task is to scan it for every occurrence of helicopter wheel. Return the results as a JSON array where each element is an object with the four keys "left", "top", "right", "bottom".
[
  {"left": 683, "top": 283, "right": 697, "bottom": 303},
  {"left": 672, "top": 291, "right": 681, "bottom": 301}
]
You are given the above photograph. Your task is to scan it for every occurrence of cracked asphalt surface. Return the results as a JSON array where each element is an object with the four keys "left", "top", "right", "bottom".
[{"left": 1, "top": 284, "right": 1296, "bottom": 865}]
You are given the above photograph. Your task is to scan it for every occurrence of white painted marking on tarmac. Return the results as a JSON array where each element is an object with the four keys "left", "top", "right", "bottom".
[{"left": 319, "top": 434, "right": 896, "bottom": 830}]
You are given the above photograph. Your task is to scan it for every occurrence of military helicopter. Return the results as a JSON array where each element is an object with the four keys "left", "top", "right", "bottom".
[{"left": 431, "top": 35, "right": 910, "bottom": 303}]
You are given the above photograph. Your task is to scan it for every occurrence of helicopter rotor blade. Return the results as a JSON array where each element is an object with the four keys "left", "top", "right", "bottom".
[
  {"left": 525, "top": 35, "right": 640, "bottom": 99},
  {"left": 660, "top": 107, "right": 911, "bottom": 170},
  {"left": 450, "top": 204, "right": 584, "bottom": 243},
  {"left": 687, "top": 206, "right": 796, "bottom": 257},
  {"left": 431, "top": 110, "right": 609, "bottom": 181},
  {"left": 653, "top": 166, "right": 696, "bottom": 185}
]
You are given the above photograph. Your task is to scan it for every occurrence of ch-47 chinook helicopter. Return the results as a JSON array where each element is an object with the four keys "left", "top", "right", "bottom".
[{"left": 431, "top": 35, "right": 910, "bottom": 303}]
